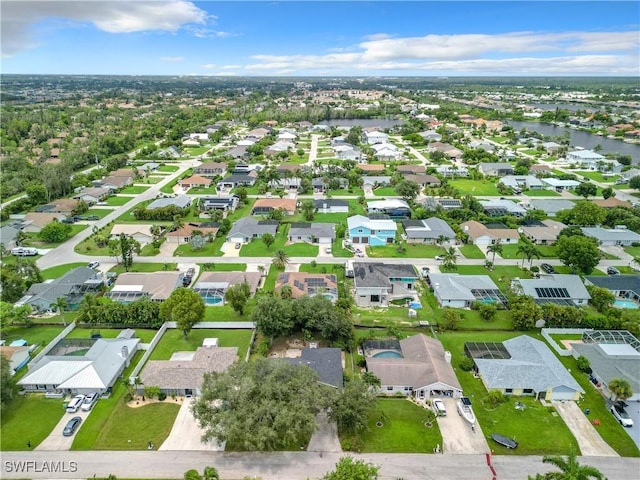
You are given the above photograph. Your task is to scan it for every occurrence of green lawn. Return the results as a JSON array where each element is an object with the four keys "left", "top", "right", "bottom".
[
  {"left": 119, "top": 185, "right": 151, "bottom": 194},
  {"left": 24, "top": 224, "right": 87, "bottom": 249},
  {"left": 372, "top": 187, "right": 398, "bottom": 197},
  {"left": 500, "top": 244, "right": 558, "bottom": 260},
  {"left": 149, "top": 329, "right": 253, "bottom": 360},
  {"left": 184, "top": 146, "right": 210, "bottom": 156},
  {"left": 331, "top": 238, "right": 354, "bottom": 258},
  {"left": 314, "top": 212, "right": 350, "bottom": 223},
  {"left": 456, "top": 265, "right": 533, "bottom": 294},
  {"left": 240, "top": 224, "right": 319, "bottom": 257},
  {"left": 459, "top": 244, "right": 485, "bottom": 259},
  {"left": 342, "top": 398, "right": 442, "bottom": 453},
  {"left": 174, "top": 237, "right": 224, "bottom": 257},
  {"left": 109, "top": 263, "right": 176, "bottom": 274},
  {"left": 158, "top": 165, "right": 180, "bottom": 172},
  {"left": 65, "top": 328, "right": 158, "bottom": 343},
  {"left": 0, "top": 325, "right": 64, "bottom": 348},
  {"left": 576, "top": 171, "right": 619, "bottom": 183},
  {"left": 450, "top": 179, "right": 501, "bottom": 196},
  {"left": 199, "top": 263, "right": 247, "bottom": 272},
  {"left": 329, "top": 188, "right": 364, "bottom": 197},
  {"left": 41, "top": 262, "right": 88, "bottom": 280},
  {"left": 523, "top": 190, "right": 561, "bottom": 197},
  {"left": 367, "top": 243, "right": 445, "bottom": 259},
  {"left": 0, "top": 395, "right": 66, "bottom": 450},
  {"left": 624, "top": 246, "right": 640, "bottom": 258},
  {"left": 74, "top": 227, "right": 113, "bottom": 256},
  {"left": 263, "top": 265, "right": 283, "bottom": 292},
  {"left": 86, "top": 208, "right": 114, "bottom": 219},
  {"left": 186, "top": 186, "right": 218, "bottom": 195},
  {"left": 105, "top": 196, "right": 133, "bottom": 206}
]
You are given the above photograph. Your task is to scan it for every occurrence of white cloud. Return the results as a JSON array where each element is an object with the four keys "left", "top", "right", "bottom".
[
  {"left": 200, "top": 64, "right": 218, "bottom": 69},
  {"left": 1, "top": 0, "right": 208, "bottom": 57},
  {"left": 161, "top": 56, "right": 184, "bottom": 62},
  {"left": 188, "top": 27, "right": 237, "bottom": 39}
]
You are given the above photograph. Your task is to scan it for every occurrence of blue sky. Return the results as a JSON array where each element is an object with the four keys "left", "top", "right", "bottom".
[{"left": 2, "top": 1, "right": 639, "bottom": 76}]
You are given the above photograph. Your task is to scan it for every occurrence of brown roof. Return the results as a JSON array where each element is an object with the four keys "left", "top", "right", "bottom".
[
  {"left": 592, "top": 197, "right": 632, "bottom": 209},
  {"left": 529, "top": 164, "right": 551, "bottom": 172},
  {"left": 0, "top": 345, "right": 30, "bottom": 360},
  {"left": 252, "top": 198, "right": 297, "bottom": 212},
  {"left": 102, "top": 175, "right": 130, "bottom": 188},
  {"left": 460, "top": 220, "right": 520, "bottom": 241},
  {"left": 179, "top": 174, "right": 213, "bottom": 186},
  {"left": 25, "top": 212, "right": 64, "bottom": 228},
  {"left": 396, "top": 164, "right": 426, "bottom": 174},
  {"left": 166, "top": 223, "right": 218, "bottom": 238},
  {"left": 196, "top": 162, "right": 227, "bottom": 172},
  {"left": 357, "top": 164, "right": 385, "bottom": 172},
  {"left": 112, "top": 272, "right": 183, "bottom": 301},
  {"left": 45, "top": 198, "right": 79, "bottom": 213},
  {"left": 405, "top": 174, "right": 441, "bottom": 185},
  {"left": 111, "top": 168, "right": 135, "bottom": 178},
  {"left": 141, "top": 347, "right": 238, "bottom": 390}
]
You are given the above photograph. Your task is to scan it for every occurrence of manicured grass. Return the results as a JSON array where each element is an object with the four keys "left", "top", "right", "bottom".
[
  {"left": 24, "top": 224, "right": 88, "bottom": 248},
  {"left": 343, "top": 398, "right": 442, "bottom": 453},
  {"left": 450, "top": 179, "right": 501, "bottom": 196},
  {"left": 523, "top": 190, "right": 561, "bottom": 197},
  {"left": 119, "top": 185, "right": 151, "bottom": 194},
  {"left": 624, "top": 246, "right": 640, "bottom": 257},
  {"left": 459, "top": 244, "right": 485, "bottom": 259},
  {"left": 86, "top": 208, "right": 114, "bottom": 219},
  {"left": 329, "top": 188, "right": 364, "bottom": 197},
  {"left": 41, "top": 262, "right": 88, "bottom": 280},
  {"left": 105, "top": 196, "right": 133, "bottom": 206},
  {"left": 240, "top": 224, "right": 319, "bottom": 257},
  {"left": 314, "top": 212, "right": 350, "bottom": 223},
  {"left": 149, "top": 328, "right": 253, "bottom": 360},
  {"left": 438, "top": 331, "right": 580, "bottom": 456},
  {"left": 500, "top": 244, "right": 558, "bottom": 260},
  {"left": 367, "top": 243, "right": 445, "bottom": 259},
  {"left": 0, "top": 325, "right": 64, "bottom": 348},
  {"left": 0, "top": 395, "right": 66, "bottom": 450},
  {"left": 199, "top": 263, "right": 247, "bottom": 272},
  {"left": 110, "top": 263, "right": 177, "bottom": 274},
  {"left": 456, "top": 265, "right": 533, "bottom": 294},
  {"left": 158, "top": 165, "right": 180, "bottom": 172},
  {"left": 65, "top": 328, "right": 158, "bottom": 343},
  {"left": 548, "top": 333, "right": 583, "bottom": 350},
  {"left": 184, "top": 146, "right": 210, "bottom": 155},
  {"left": 576, "top": 171, "right": 620, "bottom": 183},
  {"left": 174, "top": 237, "right": 224, "bottom": 257},
  {"left": 74, "top": 226, "right": 113, "bottom": 256},
  {"left": 283, "top": 243, "right": 319, "bottom": 256},
  {"left": 372, "top": 187, "right": 398, "bottom": 196},
  {"left": 331, "top": 239, "right": 354, "bottom": 258},
  {"left": 186, "top": 186, "right": 218, "bottom": 195},
  {"left": 203, "top": 303, "right": 256, "bottom": 322},
  {"left": 263, "top": 265, "right": 283, "bottom": 292},
  {"left": 136, "top": 176, "right": 164, "bottom": 184}
]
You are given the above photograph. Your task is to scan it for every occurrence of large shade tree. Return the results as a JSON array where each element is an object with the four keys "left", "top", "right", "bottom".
[
  {"left": 192, "top": 359, "right": 326, "bottom": 451},
  {"left": 160, "top": 288, "right": 205, "bottom": 339}
]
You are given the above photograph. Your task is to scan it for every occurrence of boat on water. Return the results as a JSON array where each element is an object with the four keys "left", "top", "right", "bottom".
[{"left": 456, "top": 396, "right": 476, "bottom": 425}]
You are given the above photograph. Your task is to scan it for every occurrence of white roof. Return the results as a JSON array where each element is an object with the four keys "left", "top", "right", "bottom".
[
  {"left": 367, "top": 199, "right": 410, "bottom": 210},
  {"left": 347, "top": 215, "right": 397, "bottom": 232},
  {"left": 568, "top": 149, "right": 605, "bottom": 160},
  {"left": 541, "top": 178, "right": 580, "bottom": 187}
]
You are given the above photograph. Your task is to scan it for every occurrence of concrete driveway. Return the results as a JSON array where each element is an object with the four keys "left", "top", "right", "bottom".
[
  {"left": 307, "top": 412, "right": 342, "bottom": 453},
  {"left": 36, "top": 408, "right": 93, "bottom": 451},
  {"left": 551, "top": 400, "right": 618, "bottom": 456},
  {"left": 220, "top": 241, "right": 241, "bottom": 257},
  {"left": 618, "top": 400, "right": 640, "bottom": 449},
  {"left": 436, "top": 397, "right": 490, "bottom": 454},
  {"left": 159, "top": 397, "right": 224, "bottom": 451}
]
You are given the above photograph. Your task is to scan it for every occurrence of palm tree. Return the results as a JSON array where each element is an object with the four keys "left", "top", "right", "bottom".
[
  {"left": 77, "top": 294, "right": 98, "bottom": 325},
  {"left": 537, "top": 452, "right": 606, "bottom": 480},
  {"left": 272, "top": 249, "right": 290, "bottom": 270},
  {"left": 362, "top": 371, "right": 381, "bottom": 389},
  {"left": 203, "top": 467, "right": 219, "bottom": 480},
  {"left": 608, "top": 378, "right": 633, "bottom": 403},
  {"left": 441, "top": 246, "right": 458, "bottom": 272},
  {"left": 517, "top": 243, "right": 541, "bottom": 268},
  {"left": 436, "top": 234, "right": 449, "bottom": 247},
  {"left": 171, "top": 215, "right": 184, "bottom": 232},
  {"left": 486, "top": 239, "right": 503, "bottom": 264},
  {"left": 53, "top": 296, "right": 69, "bottom": 325}
]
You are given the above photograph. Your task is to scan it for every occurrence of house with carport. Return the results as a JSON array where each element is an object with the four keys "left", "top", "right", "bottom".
[
  {"left": 402, "top": 218, "right": 456, "bottom": 244},
  {"left": 226, "top": 218, "right": 279, "bottom": 244}
]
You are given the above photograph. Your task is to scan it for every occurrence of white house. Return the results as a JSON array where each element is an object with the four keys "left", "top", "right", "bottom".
[
  {"left": 363, "top": 131, "right": 389, "bottom": 145},
  {"left": 582, "top": 227, "right": 640, "bottom": 247}
]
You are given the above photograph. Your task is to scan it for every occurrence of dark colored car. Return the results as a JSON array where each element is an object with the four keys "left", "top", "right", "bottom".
[
  {"left": 182, "top": 267, "right": 196, "bottom": 286},
  {"left": 540, "top": 263, "right": 556, "bottom": 274},
  {"left": 62, "top": 416, "right": 82, "bottom": 436},
  {"left": 607, "top": 266, "right": 621, "bottom": 276}
]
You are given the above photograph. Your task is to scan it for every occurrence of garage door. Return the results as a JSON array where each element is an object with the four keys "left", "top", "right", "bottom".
[{"left": 551, "top": 387, "right": 576, "bottom": 401}]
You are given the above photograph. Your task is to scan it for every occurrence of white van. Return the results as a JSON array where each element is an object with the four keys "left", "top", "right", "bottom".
[{"left": 66, "top": 395, "right": 85, "bottom": 413}]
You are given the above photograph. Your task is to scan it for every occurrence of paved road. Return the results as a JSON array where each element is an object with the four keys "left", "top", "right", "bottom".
[{"left": 2, "top": 451, "right": 638, "bottom": 480}]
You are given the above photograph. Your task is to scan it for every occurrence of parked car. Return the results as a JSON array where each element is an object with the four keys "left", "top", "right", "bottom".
[
  {"left": 432, "top": 399, "right": 447, "bottom": 416},
  {"left": 234, "top": 242, "right": 241, "bottom": 249},
  {"left": 421, "top": 267, "right": 430, "bottom": 278},
  {"left": 81, "top": 392, "right": 99, "bottom": 411},
  {"left": 610, "top": 403, "right": 633, "bottom": 427},
  {"left": 435, "top": 255, "right": 444, "bottom": 261},
  {"left": 540, "top": 263, "right": 556, "bottom": 274},
  {"left": 85, "top": 215, "right": 100, "bottom": 221},
  {"left": 325, "top": 246, "right": 332, "bottom": 254},
  {"left": 62, "top": 416, "right": 82, "bottom": 436},
  {"left": 66, "top": 394, "right": 85, "bottom": 413},
  {"left": 88, "top": 261, "right": 100, "bottom": 269},
  {"left": 354, "top": 249, "right": 364, "bottom": 258},
  {"left": 607, "top": 266, "right": 621, "bottom": 276},
  {"left": 182, "top": 267, "right": 196, "bottom": 286}
]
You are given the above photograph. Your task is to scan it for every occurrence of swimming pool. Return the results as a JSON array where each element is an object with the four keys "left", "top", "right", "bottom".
[
  {"left": 614, "top": 299, "right": 639, "bottom": 309},
  {"left": 373, "top": 350, "right": 403, "bottom": 358},
  {"left": 204, "top": 297, "right": 223, "bottom": 305}
]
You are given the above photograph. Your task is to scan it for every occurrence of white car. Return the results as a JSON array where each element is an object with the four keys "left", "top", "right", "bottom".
[
  {"left": 610, "top": 404, "right": 633, "bottom": 427},
  {"left": 81, "top": 392, "right": 99, "bottom": 411},
  {"left": 325, "top": 246, "right": 332, "bottom": 254},
  {"left": 88, "top": 261, "right": 100, "bottom": 269},
  {"left": 66, "top": 395, "right": 86, "bottom": 413},
  {"left": 432, "top": 399, "right": 447, "bottom": 416},
  {"left": 434, "top": 255, "right": 444, "bottom": 261}
]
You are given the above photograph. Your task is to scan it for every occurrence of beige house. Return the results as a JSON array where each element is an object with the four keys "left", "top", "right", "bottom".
[
  {"left": 106, "top": 272, "right": 185, "bottom": 302},
  {"left": 110, "top": 224, "right": 155, "bottom": 246},
  {"left": 23, "top": 212, "right": 66, "bottom": 233},
  {"left": 520, "top": 219, "right": 567, "bottom": 245},
  {"left": 460, "top": 220, "right": 519, "bottom": 246},
  {"left": 165, "top": 223, "right": 219, "bottom": 244}
]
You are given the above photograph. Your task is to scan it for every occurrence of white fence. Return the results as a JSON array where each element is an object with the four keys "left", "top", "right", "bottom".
[
  {"left": 541, "top": 328, "right": 593, "bottom": 357},
  {"left": 128, "top": 322, "right": 169, "bottom": 383},
  {"left": 28, "top": 321, "right": 77, "bottom": 368}
]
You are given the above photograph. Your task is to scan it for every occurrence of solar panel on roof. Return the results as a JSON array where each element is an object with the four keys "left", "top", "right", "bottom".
[{"left": 535, "top": 287, "right": 569, "bottom": 298}]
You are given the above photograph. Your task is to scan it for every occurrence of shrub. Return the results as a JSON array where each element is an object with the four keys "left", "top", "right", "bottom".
[
  {"left": 158, "top": 392, "right": 167, "bottom": 401},
  {"left": 459, "top": 357, "right": 475, "bottom": 371},
  {"left": 576, "top": 355, "right": 592, "bottom": 373}
]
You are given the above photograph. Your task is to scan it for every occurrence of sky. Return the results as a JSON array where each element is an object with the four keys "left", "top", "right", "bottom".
[{"left": 1, "top": 1, "right": 639, "bottom": 76}]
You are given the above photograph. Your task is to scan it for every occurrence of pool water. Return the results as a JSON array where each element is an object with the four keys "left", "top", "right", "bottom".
[
  {"left": 205, "top": 297, "right": 223, "bottom": 305},
  {"left": 614, "top": 299, "right": 639, "bottom": 309},
  {"left": 373, "top": 350, "right": 403, "bottom": 358}
]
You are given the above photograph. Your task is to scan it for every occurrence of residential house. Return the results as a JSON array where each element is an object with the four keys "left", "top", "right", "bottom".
[
  {"left": 226, "top": 218, "right": 279, "bottom": 244},
  {"left": 478, "top": 162, "right": 514, "bottom": 177},
  {"left": 335, "top": 146, "right": 361, "bottom": 161},
  {"left": 520, "top": 219, "right": 567, "bottom": 245},
  {"left": 18, "top": 334, "right": 140, "bottom": 395},
  {"left": 426, "top": 273, "right": 505, "bottom": 308},
  {"left": 528, "top": 199, "right": 575, "bottom": 217},
  {"left": 288, "top": 223, "right": 336, "bottom": 245},
  {"left": 469, "top": 140, "right": 495, "bottom": 152},
  {"left": 423, "top": 197, "right": 463, "bottom": 211},
  {"left": 402, "top": 218, "right": 456, "bottom": 244},
  {"left": 571, "top": 330, "right": 640, "bottom": 402},
  {"left": 217, "top": 173, "right": 257, "bottom": 190},
  {"left": 405, "top": 174, "right": 441, "bottom": 188},
  {"left": 73, "top": 187, "right": 111, "bottom": 205},
  {"left": 435, "top": 165, "right": 469, "bottom": 177},
  {"left": 22, "top": 212, "right": 67, "bottom": 234},
  {"left": 188, "top": 132, "right": 209, "bottom": 142},
  {"left": 396, "top": 164, "right": 426, "bottom": 175},
  {"left": 365, "top": 334, "right": 462, "bottom": 399},
  {"left": 285, "top": 348, "right": 343, "bottom": 389},
  {"left": 141, "top": 343, "right": 238, "bottom": 396},
  {"left": 582, "top": 227, "right": 640, "bottom": 247},
  {"left": 362, "top": 176, "right": 392, "bottom": 186},
  {"left": 566, "top": 150, "right": 611, "bottom": 170},
  {"left": 251, "top": 198, "right": 297, "bottom": 216},
  {"left": 0, "top": 346, "right": 30, "bottom": 375},
  {"left": 193, "top": 271, "right": 262, "bottom": 306},
  {"left": 511, "top": 274, "right": 590, "bottom": 306},
  {"left": 371, "top": 143, "right": 401, "bottom": 161},
  {"left": 363, "top": 130, "right": 389, "bottom": 145},
  {"left": 276, "top": 272, "right": 338, "bottom": 302},
  {"left": 37, "top": 198, "right": 81, "bottom": 216},
  {"left": 541, "top": 178, "right": 580, "bottom": 192},
  {"left": 179, "top": 174, "right": 213, "bottom": 190},
  {"left": 353, "top": 262, "right": 418, "bottom": 307},
  {"left": 225, "top": 145, "right": 249, "bottom": 160},
  {"left": 417, "top": 131, "right": 442, "bottom": 142},
  {"left": 0, "top": 224, "right": 21, "bottom": 250},
  {"left": 268, "top": 178, "right": 301, "bottom": 191},
  {"left": 158, "top": 146, "right": 183, "bottom": 158},
  {"left": 498, "top": 175, "right": 543, "bottom": 192},
  {"left": 584, "top": 275, "right": 640, "bottom": 303},
  {"left": 357, "top": 164, "right": 385, "bottom": 173},
  {"left": 110, "top": 224, "right": 155, "bottom": 245},
  {"left": 529, "top": 164, "right": 553, "bottom": 175},
  {"left": 592, "top": 197, "right": 632, "bottom": 209},
  {"left": 480, "top": 199, "right": 527, "bottom": 217},
  {"left": 621, "top": 168, "right": 640, "bottom": 181},
  {"left": 106, "top": 272, "right": 185, "bottom": 303},
  {"left": 429, "top": 142, "right": 463, "bottom": 160},
  {"left": 198, "top": 195, "right": 239, "bottom": 213},
  {"left": 312, "top": 177, "right": 348, "bottom": 193},
  {"left": 275, "top": 164, "right": 303, "bottom": 177},
  {"left": 137, "top": 162, "right": 159, "bottom": 174},
  {"left": 367, "top": 199, "right": 411, "bottom": 219},
  {"left": 541, "top": 142, "right": 562, "bottom": 154},
  {"left": 314, "top": 199, "right": 349, "bottom": 214},
  {"left": 165, "top": 222, "right": 219, "bottom": 244},
  {"left": 15, "top": 267, "right": 104, "bottom": 312},
  {"left": 460, "top": 220, "right": 520, "bottom": 246},
  {"left": 347, "top": 215, "right": 397, "bottom": 246},
  {"left": 469, "top": 335, "right": 584, "bottom": 401},
  {"left": 182, "top": 138, "right": 201, "bottom": 147},
  {"left": 195, "top": 162, "right": 227, "bottom": 177},
  {"left": 147, "top": 195, "right": 191, "bottom": 210},
  {"left": 98, "top": 174, "right": 133, "bottom": 190}
]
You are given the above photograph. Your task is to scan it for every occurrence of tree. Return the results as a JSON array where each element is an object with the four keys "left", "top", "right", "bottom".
[
  {"left": 608, "top": 378, "right": 633, "bottom": 402},
  {"left": 586, "top": 285, "right": 615, "bottom": 313},
  {"left": 537, "top": 452, "right": 606, "bottom": 480},
  {"left": 262, "top": 233, "right": 275, "bottom": 250},
  {"left": 510, "top": 294, "right": 542, "bottom": 330},
  {"left": 39, "top": 220, "right": 72, "bottom": 243},
  {"left": 192, "top": 358, "right": 324, "bottom": 451},
  {"left": 556, "top": 235, "right": 600, "bottom": 275},
  {"left": 225, "top": 282, "right": 250, "bottom": 315},
  {"left": 629, "top": 175, "right": 640, "bottom": 190},
  {"left": 1, "top": 354, "right": 16, "bottom": 413},
  {"left": 440, "top": 308, "right": 463, "bottom": 331},
  {"left": 118, "top": 234, "right": 141, "bottom": 272},
  {"left": 575, "top": 182, "right": 597, "bottom": 199},
  {"left": 0, "top": 302, "right": 31, "bottom": 327},
  {"left": 251, "top": 295, "right": 294, "bottom": 338},
  {"left": 301, "top": 199, "right": 316, "bottom": 221},
  {"left": 560, "top": 201, "right": 606, "bottom": 227},
  {"left": 576, "top": 355, "right": 591, "bottom": 373},
  {"left": 203, "top": 467, "right": 219, "bottom": 480},
  {"left": 361, "top": 371, "right": 381, "bottom": 389},
  {"left": 272, "top": 249, "right": 290, "bottom": 269},
  {"left": 53, "top": 296, "right": 68, "bottom": 321},
  {"left": 440, "top": 246, "right": 457, "bottom": 272},
  {"left": 601, "top": 187, "right": 614, "bottom": 200},
  {"left": 160, "top": 288, "right": 205, "bottom": 339},
  {"left": 322, "top": 456, "right": 379, "bottom": 480},
  {"left": 486, "top": 240, "right": 503, "bottom": 263},
  {"left": 395, "top": 179, "right": 420, "bottom": 201},
  {"left": 517, "top": 243, "right": 541, "bottom": 268},
  {"left": 183, "top": 470, "right": 202, "bottom": 480},
  {"left": 329, "top": 379, "right": 377, "bottom": 437}
]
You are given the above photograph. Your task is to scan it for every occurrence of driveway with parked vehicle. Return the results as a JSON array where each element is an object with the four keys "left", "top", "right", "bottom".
[{"left": 35, "top": 404, "right": 95, "bottom": 451}]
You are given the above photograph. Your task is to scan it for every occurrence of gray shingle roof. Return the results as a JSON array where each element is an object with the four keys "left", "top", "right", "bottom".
[
  {"left": 584, "top": 275, "right": 640, "bottom": 295},
  {"left": 285, "top": 348, "right": 343, "bottom": 389},
  {"left": 572, "top": 342, "right": 639, "bottom": 397},
  {"left": 313, "top": 199, "right": 348, "bottom": 209},
  {"left": 289, "top": 223, "right": 336, "bottom": 239},
  {"left": 428, "top": 273, "right": 500, "bottom": 302},
  {"left": 513, "top": 274, "right": 590, "bottom": 302},
  {"left": 227, "top": 217, "right": 278, "bottom": 238},
  {"left": 582, "top": 227, "right": 640, "bottom": 243},
  {"left": 147, "top": 195, "right": 191, "bottom": 210},
  {"left": 353, "top": 263, "right": 417, "bottom": 288},
  {"left": 402, "top": 217, "right": 455, "bottom": 240}
]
